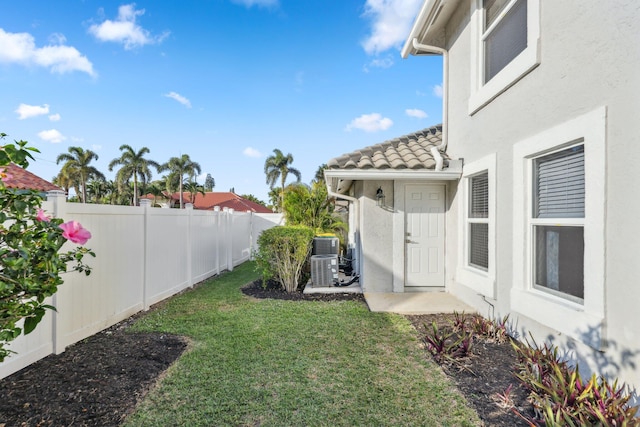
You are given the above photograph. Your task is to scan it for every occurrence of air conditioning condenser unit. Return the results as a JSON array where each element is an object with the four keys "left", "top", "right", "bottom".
[{"left": 311, "top": 254, "right": 339, "bottom": 286}]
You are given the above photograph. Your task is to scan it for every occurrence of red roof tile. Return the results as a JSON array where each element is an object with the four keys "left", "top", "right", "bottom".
[
  {"left": 1, "top": 164, "right": 60, "bottom": 192},
  {"left": 170, "top": 192, "right": 272, "bottom": 213}
]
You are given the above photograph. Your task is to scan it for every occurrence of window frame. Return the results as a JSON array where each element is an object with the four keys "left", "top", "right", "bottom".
[
  {"left": 511, "top": 108, "right": 606, "bottom": 349},
  {"left": 457, "top": 153, "right": 496, "bottom": 298},
  {"left": 469, "top": 0, "right": 541, "bottom": 115},
  {"left": 468, "top": 172, "right": 489, "bottom": 271}
]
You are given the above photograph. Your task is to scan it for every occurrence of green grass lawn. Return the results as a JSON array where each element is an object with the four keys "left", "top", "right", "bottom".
[{"left": 124, "top": 262, "right": 480, "bottom": 427}]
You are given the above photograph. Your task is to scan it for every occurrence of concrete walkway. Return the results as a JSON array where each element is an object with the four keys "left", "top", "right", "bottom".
[{"left": 364, "top": 292, "right": 475, "bottom": 315}]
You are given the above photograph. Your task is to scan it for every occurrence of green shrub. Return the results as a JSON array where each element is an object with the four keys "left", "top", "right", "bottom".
[{"left": 254, "top": 225, "right": 314, "bottom": 292}]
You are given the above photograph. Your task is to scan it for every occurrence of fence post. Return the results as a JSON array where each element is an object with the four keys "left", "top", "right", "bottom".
[
  {"left": 185, "top": 203, "right": 194, "bottom": 287},
  {"left": 47, "top": 190, "right": 67, "bottom": 354},
  {"left": 140, "top": 199, "right": 152, "bottom": 310},
  {"left": 248, "top": 211, "right": 254, "bottom": 261},
  {"left": 225, "top": 208, "right": 234, "bottom": 271},
  {"left": 214, "top": 206, "right": 220, "bottom": 275}
]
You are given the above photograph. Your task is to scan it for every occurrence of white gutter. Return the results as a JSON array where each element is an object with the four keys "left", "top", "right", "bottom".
[{"left": 324, "top": 166, "right": 461, "bottom": 181}]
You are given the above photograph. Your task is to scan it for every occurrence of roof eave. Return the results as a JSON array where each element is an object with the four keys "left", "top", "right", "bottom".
[{"left": 325, "top": 163, "right": 462, "bottom": 184}]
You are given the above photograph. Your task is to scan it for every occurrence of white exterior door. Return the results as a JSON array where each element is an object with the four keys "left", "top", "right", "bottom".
[{"left": 405, "top": 184, "right": 445, "bottom": 288}]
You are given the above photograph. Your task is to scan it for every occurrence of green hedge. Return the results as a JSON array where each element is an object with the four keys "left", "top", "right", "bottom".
[{"left": 254, "top": 226, "right": 314, "bottom": 292}]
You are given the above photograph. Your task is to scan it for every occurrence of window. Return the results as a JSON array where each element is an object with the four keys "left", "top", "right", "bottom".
[
  {"left": 511, "top": 107, "right": 606, "bottom": 348},
  {"left": 469, "top": 0, "right": 540, "bottom": 114},
  {"left": 457, "top": 154, "right": 495, "bottom": 298},
  {"left": 531, "top": 145, "right": 585, "bottom": 301},
  {"left": 469, "top": 173, "right": 489, "bottom": 270},
  {"left": 483, "top": 0, "right": 528, "bottom": 83}
]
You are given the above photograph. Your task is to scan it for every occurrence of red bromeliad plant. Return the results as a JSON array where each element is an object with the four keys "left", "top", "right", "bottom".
[
  {"left": 0, "top": 133, "right": 94, "bottom": 362},
  {"left": 511, "top": 335, "right": 640, "bottom": 426}
]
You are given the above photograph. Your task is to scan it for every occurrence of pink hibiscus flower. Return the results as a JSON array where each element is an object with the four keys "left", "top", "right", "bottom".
[
  {"left": 36, "top": 209, "right": 51, "bottom": 222},
  {"left": 59, "top": 221, "right": 92, "bottom": 245}
]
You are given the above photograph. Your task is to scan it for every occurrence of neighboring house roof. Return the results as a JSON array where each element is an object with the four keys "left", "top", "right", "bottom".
[
  {"left": 325, "top": 125, "right": 461, "bottom": 194},
  {"left": 1, "top": 163, "right": 61, "bottom": 192},
  {"left": 172, "top": 192, "right": 272, "bottom": 213},
  {"left": 327, "top": 125, "right": 446, "bottom": 170}
]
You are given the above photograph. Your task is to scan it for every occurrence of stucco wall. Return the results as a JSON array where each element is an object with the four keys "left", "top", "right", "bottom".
[{"left": 441, "top": 0, "right": 640, "bottom": 388}]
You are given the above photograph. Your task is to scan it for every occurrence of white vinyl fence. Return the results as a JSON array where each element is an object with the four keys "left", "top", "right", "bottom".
[{"left": 0, "top": 192, "right": 283, "bottom": 380}]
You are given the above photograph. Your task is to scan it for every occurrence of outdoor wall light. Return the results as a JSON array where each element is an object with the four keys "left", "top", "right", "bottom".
[{"left": 376, "top": 187, "right": 385, "bottom": 207}]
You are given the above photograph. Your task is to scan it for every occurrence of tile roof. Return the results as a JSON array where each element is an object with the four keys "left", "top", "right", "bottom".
[
  {"left": 1, "top": 163, "right": 60, "bottom": 192},
  {"left": 327, "top": 125, "right": 446, "bottom": 170},
  {"left": 174, "top": 192, "right": 273, "bottom": 213}
]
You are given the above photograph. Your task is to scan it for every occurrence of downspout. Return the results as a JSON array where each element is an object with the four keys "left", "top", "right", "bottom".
[{"left": 411, "top": 38, "right": 449, "bottom": 170}]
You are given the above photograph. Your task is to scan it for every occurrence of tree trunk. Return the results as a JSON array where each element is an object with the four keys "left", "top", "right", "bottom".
[{"left": 133, "top": 174, "right": 138, "bottom": 207}]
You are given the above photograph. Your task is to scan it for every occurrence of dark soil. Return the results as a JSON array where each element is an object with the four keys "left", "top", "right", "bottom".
[
  {"left": 0, "top": 280, "right": 532, "bottom": 426},
  {"left": 406, "top": 314, "right": 534, "bottom": 426},
  {"left": 0, "top": 318, "right": 188, "bottom": 427}
]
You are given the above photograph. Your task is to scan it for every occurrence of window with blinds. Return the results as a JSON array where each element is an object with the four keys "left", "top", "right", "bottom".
[
  {"left": 534, "top": 145, "right": 585, "bottom": 218},
  {"left": 531, "top": 144, "right": 585, "bottom": 302},
  {"left": 483, "top": 0, "right": 527, "bottom": 83},
  {"left": 468, "top": 172, "right": 489, "bottom": 270}
]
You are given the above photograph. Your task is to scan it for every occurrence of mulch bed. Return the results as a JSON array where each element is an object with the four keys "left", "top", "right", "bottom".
[
  {"left": 0, "top": 319, "right": 188, "bottom": 427},
  {"left": 0, "top": 279, "right": 533, "bottom": 426}
]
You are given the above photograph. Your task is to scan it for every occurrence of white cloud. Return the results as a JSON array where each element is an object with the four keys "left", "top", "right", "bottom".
[
  {"left": 231, "top": 0, "right": 279, "bottom": 8},
  {"left": 49, "top": 113, "right": 61, "bottom": 122},
  {"left": 89, "top": 4, "right": 169, "bottom": 50},
  {"left": 243, "top": 147, "right": 262, "bottom": 158},
  {"left": 38, "top": 129, "right": 66, "bottom": 143},
  {"left": 361, "top": 0, "right": 423, "bottom": 55},
  {"left": 0, "top": 29, "right": 95, "bottom": 76},
  {"left": 164, "top": 91, "right": 191, "bottom": 108},
  {"left": 15, "top": 103, "right": 49, "bottom": 120},
  {"left": 91, "top": 144, "right": 102, "bottom": 151},
  {"left": 363, "top": 56, "right": 394, "bottom": 72},
  {"left": 405, "top": 108, "right": 428, "bottom": 119},
  {"left": 345, "top": 113, "right": 393, "bottom": 132},
  {"left": 433, "top": 84, "right": 443, "bottom": 98}
]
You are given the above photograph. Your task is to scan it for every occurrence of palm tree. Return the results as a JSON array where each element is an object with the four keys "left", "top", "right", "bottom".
[
  {"left": 86, "top": 179, "right": 106, "bottom": 203},
  {"left": 56, "top": 147, "right": 105, "bottom": 203},
  {"left": 160, "top": 154, "right": 201, "bottom": 209},
  {"left": 146, "top": 182, "right": 165, "bottom": 207},
  {"left": 103, "top": 180, "right": 119, "bottom": 204},
  {"left": 283, "top": 181, "right": 346, "bottom": 234},
  {"left": 314, "top": 164, "right": 328, "bottom": 183},
  {"left": 264, "top": 149, "right": 301, "bottom": 211},
  {"left": 52, "top": 163, "right": 79, "bottom": 196},
  {"left": 184, "top": 181, "right": 205, "bottom": 206},
  {"left": 108, "top": 145, "right": 161, "bottom": 206}
]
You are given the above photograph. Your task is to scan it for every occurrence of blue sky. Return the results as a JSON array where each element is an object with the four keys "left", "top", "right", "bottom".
[{"left": 0, "top": 0, "right": 442, "bottom": 203}]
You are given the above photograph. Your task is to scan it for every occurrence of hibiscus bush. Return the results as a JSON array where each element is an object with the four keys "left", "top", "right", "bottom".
[{"left": 0, "top": 133, "right": 94, "bottom": 362}]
